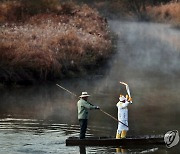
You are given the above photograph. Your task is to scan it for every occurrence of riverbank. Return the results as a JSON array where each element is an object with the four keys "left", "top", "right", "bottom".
[
  {"left": 93, "top": 1, "right": 180, "bottom": 28},
  {"left": 147, "top": 2, "right": 180, "bottom": 28},
  {"left": 0, "top": 1, "right": 112, "bottom": 85}
]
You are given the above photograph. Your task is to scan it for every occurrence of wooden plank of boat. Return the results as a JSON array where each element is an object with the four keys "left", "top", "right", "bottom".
[{"left": 66, "top": 135, "right": 165, "bottom": 146}]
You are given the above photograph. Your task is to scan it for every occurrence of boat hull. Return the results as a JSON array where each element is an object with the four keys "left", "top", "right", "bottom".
[{"left": 66, "top": 135, "right": 165, "bottom": 146}]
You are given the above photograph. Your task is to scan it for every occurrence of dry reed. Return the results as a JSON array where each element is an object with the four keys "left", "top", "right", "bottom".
[
  {"left": 0, "top": 1, "right": 112, "bottom": 84},
  {"left": 147, "top": 2, "right": 180, "bottom": 25}
]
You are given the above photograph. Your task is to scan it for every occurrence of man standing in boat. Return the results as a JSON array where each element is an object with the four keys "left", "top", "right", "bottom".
[
  {"left": 77, "top": 92, "right": 100, "bottom": 139},
  {"left": 116, "top": 90, "right": 132, "bottom": 139}
]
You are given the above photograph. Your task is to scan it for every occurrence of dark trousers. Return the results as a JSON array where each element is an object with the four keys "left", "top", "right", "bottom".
[{"left": 79, "top": 119, "right": 88, "bottom": 139}]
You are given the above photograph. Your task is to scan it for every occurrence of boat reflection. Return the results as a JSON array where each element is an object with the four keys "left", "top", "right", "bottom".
[
  {"left": 116, "top": 147, "right": 127, "bottom": 153},
  {"left": 116, "top": 146, "right": 159, "bottom": 153},
  {"left": 79, "top": 146, "right": 86, "bottom": 154},
  {"left": 79, "top": 146, "right": 159, "bottom": 154}
]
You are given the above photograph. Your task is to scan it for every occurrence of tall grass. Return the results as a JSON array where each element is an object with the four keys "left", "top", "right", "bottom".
[
  {"left": 0, "top": 1, "right": 112, "bottom": 84},
  {"left": 147, "top": 2, "right": 180, "bottom": 26}
]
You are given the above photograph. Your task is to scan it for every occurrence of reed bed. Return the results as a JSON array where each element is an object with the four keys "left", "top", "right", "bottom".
[
  {"left": 0, "top": 1, "right": 112, "bottom": 84},
  {"left": 147, "top": 2, "right": 180, "bottom": 26}
]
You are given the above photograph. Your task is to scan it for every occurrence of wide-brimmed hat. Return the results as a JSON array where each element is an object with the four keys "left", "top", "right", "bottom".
[
  {"left": 119, "top": 94, "right": 126, "bottom": 101},
  {"left": 79, "top": 92, "right": 90, "bottom": 98}
]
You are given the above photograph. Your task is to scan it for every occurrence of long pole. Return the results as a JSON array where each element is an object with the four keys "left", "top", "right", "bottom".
[
  {"left": 56, "top": 83, "right": 128, "bottom": 127},
  {"left": 100, "top": 109, "right": 128, "bottom": 127},
  {"left": 56, "top": 84, "right": 77, "bottom": 97}
]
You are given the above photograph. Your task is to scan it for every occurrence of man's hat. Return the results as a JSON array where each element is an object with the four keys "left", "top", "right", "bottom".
[
  {"left": 119, "top": 94, "right": 126, "bottom": 101},
  {"left": 79, "top": 92, "right": 90, "bottom": 98}
]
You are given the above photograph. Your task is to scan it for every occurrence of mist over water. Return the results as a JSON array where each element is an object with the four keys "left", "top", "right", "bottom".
[
  {"left": 109, "top": 21, "right": 180, "bottom": 76},
  {"left": 1, "top": 20, "right": 180, "bottom": 153}
]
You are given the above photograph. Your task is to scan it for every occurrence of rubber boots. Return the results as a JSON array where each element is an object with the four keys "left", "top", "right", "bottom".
[
  {"left": 121, "top": 130, "right": 127, "bottom": 138},
  {"left": 116, "top": 130, "right": 127, "bottom": 139},
  {"left": 116, "top": 132, "right": 121, "bottom": 139}
]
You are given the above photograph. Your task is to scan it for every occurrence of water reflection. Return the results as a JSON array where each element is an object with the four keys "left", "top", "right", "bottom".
[
  {"left": 0, "top": 85, "right": 77, "bottom": 123},
  {"left": 79, "top": 146, "right": 86, "bottom": 154},
  {"left": 79, "top": 146, "right": 160, "bottom": 154}
]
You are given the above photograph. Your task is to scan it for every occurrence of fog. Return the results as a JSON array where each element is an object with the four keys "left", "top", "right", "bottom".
[{"left": 109, "top": 21, "right": 180, "bottom": 75}]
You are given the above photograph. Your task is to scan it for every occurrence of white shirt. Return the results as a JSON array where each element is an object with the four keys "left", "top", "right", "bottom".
[{"left": 116, "top": 100, "right": 129, "bottom": 121}]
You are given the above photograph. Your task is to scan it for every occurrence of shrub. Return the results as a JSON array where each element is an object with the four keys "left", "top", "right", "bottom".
[{"left": 0, "top": 1, "right": 112, "bottom": 84}]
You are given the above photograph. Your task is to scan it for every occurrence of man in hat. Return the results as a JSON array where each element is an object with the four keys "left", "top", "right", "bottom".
[
  {"left": 77, "top": 92, "right": 100, "bottom": 139},
  {"left": 116, "top": 94, "right": 132, "bottom": 139}
]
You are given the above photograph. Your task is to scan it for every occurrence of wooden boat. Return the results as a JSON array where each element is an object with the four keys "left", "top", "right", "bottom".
[{"left": 66, "top": 135, "right": 165, "bottom": 146}]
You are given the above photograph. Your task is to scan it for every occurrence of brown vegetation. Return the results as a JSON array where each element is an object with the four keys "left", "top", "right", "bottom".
[
  {"left": 147, "top": 2, "right": 180, "bottom": 26},
  {"left": 93, "top": 0, "right": 180, "bottom": 24},
  {"left": 0, "top": 0, "right": 112, "bottom": 84}
]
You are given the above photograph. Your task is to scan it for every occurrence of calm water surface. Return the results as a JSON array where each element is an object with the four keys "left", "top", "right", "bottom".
[{"left": 0, "top": 21, "right": 180, "bottom": 153}]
